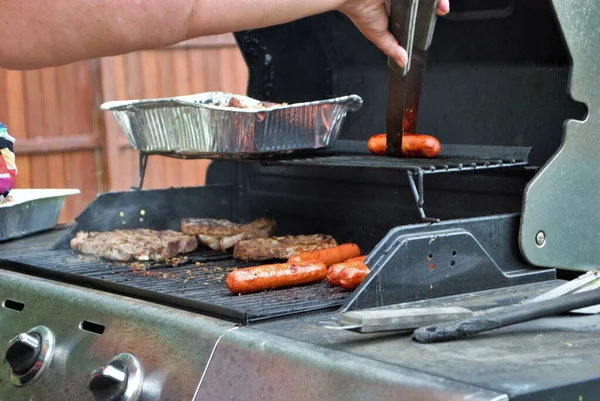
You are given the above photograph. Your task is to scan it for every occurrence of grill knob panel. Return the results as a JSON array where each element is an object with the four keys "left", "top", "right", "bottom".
[
  {"left": 88, "top": 353, "right": 143, "bottom": 401},
  {"left": 4, "top": 326, "right": 55, "bottom": 386}
]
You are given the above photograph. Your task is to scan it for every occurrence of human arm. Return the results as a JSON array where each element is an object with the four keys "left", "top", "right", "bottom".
[{"left": 0, "top": 0, "right": 449, "bottom": 70}]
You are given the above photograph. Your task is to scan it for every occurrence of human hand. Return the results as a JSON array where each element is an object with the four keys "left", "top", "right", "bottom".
[{"left": 338, "top": 0, "right": 449, "bottom": 68}]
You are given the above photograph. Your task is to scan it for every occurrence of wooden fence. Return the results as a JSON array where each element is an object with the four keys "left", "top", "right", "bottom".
[{"left": 0, "top": 35, "right": 248, "bottom": 223}]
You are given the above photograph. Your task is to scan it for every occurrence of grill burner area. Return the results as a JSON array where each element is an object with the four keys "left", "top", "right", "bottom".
[{"left": 1, "top": 248, "right": 349, "bottom": 324}]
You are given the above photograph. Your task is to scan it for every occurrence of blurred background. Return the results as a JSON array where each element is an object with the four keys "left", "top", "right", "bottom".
[{"left": 0, "top": 34, "right": 249, "bottom": 224}]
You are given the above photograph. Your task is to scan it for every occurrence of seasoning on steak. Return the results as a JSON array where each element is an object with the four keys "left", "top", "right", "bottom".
[
  {"left": 181, "top": 217, "right": 275, "bottom": 252},
  {"left": 233, "top": 234, "right": 338, "bottom": 261},
  {"left": 70, "top": 229, "right": 198, "bottom": 262}
]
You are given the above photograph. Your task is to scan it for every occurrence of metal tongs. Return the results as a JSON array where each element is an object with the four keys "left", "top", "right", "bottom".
[
  {"left": 323, "top": 306, "right": 473, "bottom": 333},
  {"left": 386, "top": 0, "right": 439, "bottom": 156},
  {"left": 324, "top": 270, "right": 600, "bottom": 335}
]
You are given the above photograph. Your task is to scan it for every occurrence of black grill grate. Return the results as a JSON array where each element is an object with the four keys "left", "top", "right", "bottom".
[
  {"left": 1, "top": 249, "right": 349, "bottom": 324},
  {"left": 250, "top": 143, "right": 532, "bottom": 174},
  {"left": 259, "top": 154, "right": 528, "bottom": 174}
]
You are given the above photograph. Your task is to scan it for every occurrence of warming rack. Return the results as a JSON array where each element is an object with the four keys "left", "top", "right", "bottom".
[{"left": 131, "top": 142, "right": 533, "bottom": 222}]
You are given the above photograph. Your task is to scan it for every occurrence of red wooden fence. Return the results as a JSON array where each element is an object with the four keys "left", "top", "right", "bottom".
[{"left": 0, "top": 34, "right": 249, "bottom": 223}]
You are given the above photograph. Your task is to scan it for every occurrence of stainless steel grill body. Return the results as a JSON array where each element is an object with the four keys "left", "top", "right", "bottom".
[{"left": 0, "top": 269, "right": 234, "bottom": 401}]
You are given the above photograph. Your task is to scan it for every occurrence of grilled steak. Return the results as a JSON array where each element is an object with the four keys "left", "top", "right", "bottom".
[
  {"left": 70, "top": 229, "right": 198, "bottom": 262},
  {"left": 181, "top": 218, "right": 275, "bottom": 252},
  {"left": 233, "top": 234, "right": 338, "bottom": 261}
]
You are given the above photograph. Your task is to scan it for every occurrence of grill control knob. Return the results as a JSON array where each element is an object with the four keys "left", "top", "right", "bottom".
[
  {"left": 4, "top": 326, "right": 55, "bottom": 386},
  {"left": 88, "top": 353, "right": 143, "bottom": 401},
  {"left": 5, "top": 333, "right": 41, "bottom": 375},
  {"left": 89, "top": 361, "right": 128, "bottom": 401}
]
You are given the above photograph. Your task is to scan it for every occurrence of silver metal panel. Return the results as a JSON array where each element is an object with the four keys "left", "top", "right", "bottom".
[
  {"left": 0, "top": 270, "right": 235, "bottom": 401},
  {"left": 520, "top": 0, "right": 600, "bottom": 271},
  {"left": 101, "top": 92, "right": 362, "bottom": 157},
  {"left": 194, "top": 327, "right": 508, "bottom": 401}
]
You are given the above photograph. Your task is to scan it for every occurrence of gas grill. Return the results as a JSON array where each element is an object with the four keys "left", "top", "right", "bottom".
[{"left": 2, "top": 0, "right": 600, "bottom": 400}]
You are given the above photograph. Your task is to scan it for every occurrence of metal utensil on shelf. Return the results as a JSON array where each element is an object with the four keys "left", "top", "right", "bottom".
[
  {"left": 413, "top": 286, "right": 600, "bottom": 343},
  {"left": 324, "top": 270, "right": 600, "bottom": 335},
  {"left": 323, "top": 307, "right": 474, "bottom": 333}
]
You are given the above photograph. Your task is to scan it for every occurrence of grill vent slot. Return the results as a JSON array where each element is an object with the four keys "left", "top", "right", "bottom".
[
  {"left": 2, "top": 299, "right": 25, "bottom": 312},
  {"left": 80, "top": 320, "right": 106, "bottom": 335}
]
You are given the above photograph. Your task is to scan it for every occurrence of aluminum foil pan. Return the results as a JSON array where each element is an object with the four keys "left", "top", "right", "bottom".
[
  {"left": 0, "top": 189, "right": 80, "bottom": 242},
  {"left": 100, "top": 92, "right": 363, "bottom": 158}
]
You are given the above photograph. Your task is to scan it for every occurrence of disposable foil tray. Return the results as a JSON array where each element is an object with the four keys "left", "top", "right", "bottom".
[
  {"left": 0, "top": 189, "right": 80, "bottom": 242},
  {"left": 101, "top": 92, "right": 363, "bottom": 158}
]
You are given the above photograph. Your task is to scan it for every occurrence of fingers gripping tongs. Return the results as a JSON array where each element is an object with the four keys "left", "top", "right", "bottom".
[{"left": 386, "top": 0, "right": 439, "bottom": 156}]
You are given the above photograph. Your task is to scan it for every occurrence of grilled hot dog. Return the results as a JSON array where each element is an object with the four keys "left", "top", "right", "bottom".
[
  {"left": 345, "top": 255, "right": 367, "bottom": 263},
  {"left": 226, "top": 262, "right": 327, "bottom": 294},
  {"left": 367, "top": 133, "right": 441, "bottom": 158},
  {"left": 288, "top": 243, "right": 361, "bottom": 267},
  {"left": 327, "top": 260, "right": 369, "bottom": 286},
  {"left": 339, "top": 266, "right": 371, "bottom": 291}
]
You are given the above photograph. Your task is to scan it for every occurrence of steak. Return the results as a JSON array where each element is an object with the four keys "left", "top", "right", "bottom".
[
  {"left": 70, "top": 229, "right": 198, "bottom": 262},
  {"left": 181, "top": 218, "right": 275, "bottom": 252},
  {"left": 233, "top": 234, "right": 338, "bottom": 261}
]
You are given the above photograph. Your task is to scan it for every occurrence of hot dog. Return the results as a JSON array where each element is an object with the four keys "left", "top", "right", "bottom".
[
  {"left": 345, "top": 255, "right": 367, "bottom": 263},
  {"left": 226, "top": 262, "right": 327, "bottom": 294},
  {"left": 367, "top": 133, "right": 441, "bottom": 158},
  {"left": 339, "top": 266, "right": 371, "bottom": 291},
  {"left": 367, "top": 133, "right": 387, "bottom": 155},
  {"left": 402, "top": 134, "right": 442, "bottom": 158},
  {"left": 288, "top": 243, "right": 361, "bottom": 267},
  {"left": 327, "top": 260, "right": 369, "bottom": 286}
]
